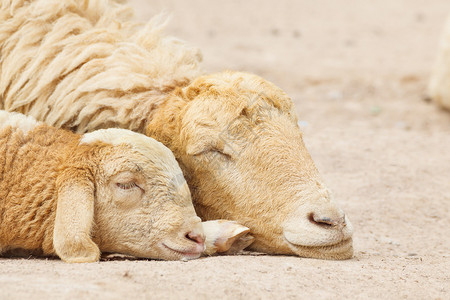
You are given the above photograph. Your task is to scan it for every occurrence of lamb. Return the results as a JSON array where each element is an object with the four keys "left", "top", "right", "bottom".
[
  {"left": 428, "top": 15, "right": 450, "bottom": 110},
  {"left": 0, "top": 0, "right": 353, "bottom": 259},
  {"left": 0, "top": 110, "right": 251, "bottom": 262}
]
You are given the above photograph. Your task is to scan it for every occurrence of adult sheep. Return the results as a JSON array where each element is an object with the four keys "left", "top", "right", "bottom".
[
  {"left": 0, "top": 0, "right": 353, "bottom": 259},
  {"left": 428, "top": 15, "right": 450, "bottom": 110},
  {"left": 0, "top": 110, "right": 251, "bottom": 262}
]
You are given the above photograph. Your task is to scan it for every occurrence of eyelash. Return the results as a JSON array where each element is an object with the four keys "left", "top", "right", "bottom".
[
  {"left": 195, "top": 149, "right": 231, "bottom": 159},
  {"left": 116, "top": 182, "right": 138, "bottom": 190}
]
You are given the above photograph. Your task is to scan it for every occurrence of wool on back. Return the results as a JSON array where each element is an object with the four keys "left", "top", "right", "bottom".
[{"left": 0, "top": 0, "right": 202, "bottom": 133}]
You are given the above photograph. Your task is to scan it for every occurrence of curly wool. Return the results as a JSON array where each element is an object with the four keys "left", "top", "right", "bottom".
[{"left": 0, "top": 0, "right": 202, "bottom": 132}]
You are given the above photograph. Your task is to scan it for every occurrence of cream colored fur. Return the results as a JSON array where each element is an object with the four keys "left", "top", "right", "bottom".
[
  {"left": 81, "top": 128, "right": 181, "bottom": 179},
  {"left": 0, "top": 0, "right": 353, "bottom": 259},
  {"left": 428, "top": 15, "right": 450, "bottom": 110},
  {"left": 0, "top": 110, "right": 41, "bottom": 135}
]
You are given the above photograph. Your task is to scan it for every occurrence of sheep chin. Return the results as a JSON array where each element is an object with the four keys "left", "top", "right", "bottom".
[
  {"left": 160, "top": 242, "right": 203, "bottom": 261},
  {"left": 284, "top": 237, "right": 354, "bottom": 260}
]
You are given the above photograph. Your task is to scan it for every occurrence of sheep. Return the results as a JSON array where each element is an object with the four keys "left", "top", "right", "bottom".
[
  {"left": 428, "top": 15, "right": 450, "bottom": 110},
  {"left": 0, "top": 110, "right": 252, "bottom": 262},
  {"left": 0, "top": 0, "right": 354, "bottom": 259}
]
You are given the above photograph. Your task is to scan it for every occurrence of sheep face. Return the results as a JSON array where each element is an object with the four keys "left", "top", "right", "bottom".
[
  {"left": 82, "top": 131, "right": 205, "bottom": 261},
  {"left": 174, "top": 72, "right": 353, "bottom": 259}
]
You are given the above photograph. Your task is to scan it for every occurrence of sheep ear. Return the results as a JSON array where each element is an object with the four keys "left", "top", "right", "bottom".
[
  {"left": 185, "top": 128, "right": 225, "bottom": 156},
  {"left": 186, "top": 135, "right": 215, "bottom": 156},
  {"left": 202, "top": 220, "right": 255, "bottom": 255},
  {"left": 53, "top": 169, "right": 100, "bottom": 263}
]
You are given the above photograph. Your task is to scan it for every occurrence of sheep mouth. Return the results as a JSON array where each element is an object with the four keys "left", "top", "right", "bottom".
[
  {"left": 285, "top": 237, "right": 353, "bottom": 260},
  {"left": 162, "top": 243, "right": 203, "bottom": 260}
]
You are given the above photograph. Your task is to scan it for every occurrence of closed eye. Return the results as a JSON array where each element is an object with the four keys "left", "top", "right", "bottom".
[
  {"left": 195, "top": 149, "right": 232, "bottom": 159},
  {"left": 116, "top": 182, "right": 139, "bottom": 190}
]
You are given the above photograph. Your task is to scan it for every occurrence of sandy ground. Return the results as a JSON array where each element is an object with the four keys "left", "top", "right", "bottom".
[{"left": 1, "top": 0, "right": 450, "bottom": 299}]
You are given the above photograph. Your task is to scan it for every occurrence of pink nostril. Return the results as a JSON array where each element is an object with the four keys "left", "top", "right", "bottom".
[
  {"left": 186, "top": 231, "right": 204, "bottom": 245},
  {"left": 308, "top": 213, "right": 344, "bottom": 227}
]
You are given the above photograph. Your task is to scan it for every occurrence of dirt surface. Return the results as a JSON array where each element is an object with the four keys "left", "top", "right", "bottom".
[{"left": 1, "top": 1, "right": 450, "bottom": 299}]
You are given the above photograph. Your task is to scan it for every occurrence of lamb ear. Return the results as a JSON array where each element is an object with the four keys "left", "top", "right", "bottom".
[
  {"left": 202, "top": 220, "right": 254, "bottom": 255},
  {"left": 53, "top": 169, "right": 100, "bottom": 263}
]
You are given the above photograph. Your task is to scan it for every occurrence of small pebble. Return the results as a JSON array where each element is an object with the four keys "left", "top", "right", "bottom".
[{"left": 123, "top": 271, "right": 131, "bottom": 278}]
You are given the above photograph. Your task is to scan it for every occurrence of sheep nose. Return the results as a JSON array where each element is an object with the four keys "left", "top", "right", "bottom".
[
  {"left": 186, "top": 230, "right": 205, "bottom": 245},
  {"left": 308, "top": 213, "right": 346, "bottom": 228}
]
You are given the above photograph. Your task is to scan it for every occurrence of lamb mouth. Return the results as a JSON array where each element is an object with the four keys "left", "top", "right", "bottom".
[
  {"left": 285, "top": 237, "right": 353, "bottom": 259},
  {"left": 162, "top": 243, "right": 202, "bottom": 260}
]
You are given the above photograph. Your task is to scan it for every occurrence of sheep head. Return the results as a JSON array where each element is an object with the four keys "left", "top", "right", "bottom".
[
  {"left": 148, "top": 71, "right": 353, "bottom": 260},
  {"left": 55, "top": 129, "right": 205, "bottom": 262}
]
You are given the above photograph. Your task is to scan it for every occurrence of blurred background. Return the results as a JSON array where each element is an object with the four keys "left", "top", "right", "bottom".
[{"left": 130, "top": 0, "right": 446, "bottom": 80}]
